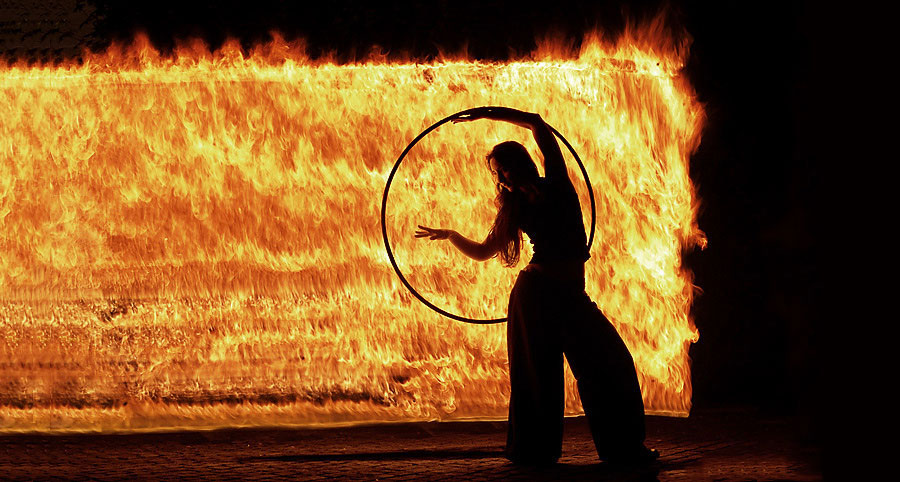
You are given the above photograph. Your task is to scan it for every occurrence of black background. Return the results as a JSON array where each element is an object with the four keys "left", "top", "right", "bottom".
[{"left": 11, "top": 0, "right": 835, "bottom": 449}]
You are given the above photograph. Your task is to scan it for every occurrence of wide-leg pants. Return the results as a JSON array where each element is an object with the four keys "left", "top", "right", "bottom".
[{"left": 505, "top": 268, "right": 646, "bottom": 463}]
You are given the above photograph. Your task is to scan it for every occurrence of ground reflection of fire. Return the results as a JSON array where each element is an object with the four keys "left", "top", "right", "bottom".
[{"left": 0, "top": 30, "right": 704, "bottom": 433}]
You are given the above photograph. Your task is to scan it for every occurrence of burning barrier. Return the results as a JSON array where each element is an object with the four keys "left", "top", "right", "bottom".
[{"left": 0, "top": 30, "right": 705, "bottom": 432}]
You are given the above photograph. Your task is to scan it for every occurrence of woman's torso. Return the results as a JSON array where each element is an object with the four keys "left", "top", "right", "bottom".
[
  {"left": 517, "top": 177, "right": 589, "bottom": 285},
  {"left": 522, "top": 261, "right": 585, "bottom": 290}
]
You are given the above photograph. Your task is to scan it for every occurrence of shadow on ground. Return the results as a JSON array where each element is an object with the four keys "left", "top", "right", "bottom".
[{"left": 0, "top": 410, "right": 819, "bottom": 481}]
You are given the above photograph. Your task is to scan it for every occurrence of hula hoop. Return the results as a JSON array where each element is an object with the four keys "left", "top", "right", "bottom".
[{"left": 381, "top": 107, "right": 596, "bottom": 324}]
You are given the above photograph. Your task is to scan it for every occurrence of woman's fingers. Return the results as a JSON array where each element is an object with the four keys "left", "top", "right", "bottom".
[
  {"left": 453, "top": 107, "right": 532, "bottom": 125},
  {"left": 454, "top": 107, "right": 492, "bottom": 123},
  {"left": 415, "top": 225, "right": 449, "bottom": 240},
  {"left": 415, "top": 226, "right": 438, "bottom": 239}
]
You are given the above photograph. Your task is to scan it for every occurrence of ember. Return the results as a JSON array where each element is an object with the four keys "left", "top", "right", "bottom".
[{"left": 0, "top": 30, "right": 704, "bottom": 433}]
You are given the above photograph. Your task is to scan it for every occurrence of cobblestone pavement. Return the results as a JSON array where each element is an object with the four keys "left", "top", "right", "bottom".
[{"left": 0, "top": 408, "right": 820, "bottom": 481}]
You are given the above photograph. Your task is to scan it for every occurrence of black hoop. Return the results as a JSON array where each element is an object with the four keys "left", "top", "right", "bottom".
[{"left": 381, "top": 107, "right": 596, "bottom": 324}]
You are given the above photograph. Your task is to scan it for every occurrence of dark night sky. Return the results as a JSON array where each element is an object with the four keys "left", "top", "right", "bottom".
[{"left": 8, "top": 0, "right": 832, "bottom": 427}]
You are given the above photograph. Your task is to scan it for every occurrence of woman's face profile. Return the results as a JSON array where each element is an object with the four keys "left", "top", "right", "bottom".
[{"left": 489, "top": 157, "right": 512, "bottom": 191}]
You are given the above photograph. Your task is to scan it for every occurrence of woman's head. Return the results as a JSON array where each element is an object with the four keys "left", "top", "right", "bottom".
[
  {"left": 486, "top": 141, "right": 539, "bottom": 192},
  {"left": 486, "top": 141, "right": 538, "bottom": 267}
]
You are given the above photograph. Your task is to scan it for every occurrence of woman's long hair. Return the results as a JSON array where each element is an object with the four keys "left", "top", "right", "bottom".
[{"left": 486, "top": 141, "right": 540, "bottom": 266}]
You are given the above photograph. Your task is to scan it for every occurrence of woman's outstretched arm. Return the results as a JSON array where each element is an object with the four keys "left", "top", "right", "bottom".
[
  {"left": 454, "top": 107, "right": 568, "bottom": 182},
  {"left": 415, "top": 225, "right": 502, "bottom": 261}
]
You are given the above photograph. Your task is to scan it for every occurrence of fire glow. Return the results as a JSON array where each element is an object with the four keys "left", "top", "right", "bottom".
[{"left": 0, "top": 30, "right": 705, "bottom": 433}]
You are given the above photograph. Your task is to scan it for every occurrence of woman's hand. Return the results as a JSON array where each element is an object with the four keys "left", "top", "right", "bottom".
[
  {"left": 415, "top": 225, "right": 455, "bottom": 241},
  {"left": 452, "top": 106, "right": 495, "bottom": 124},
  {"left": 452, "top": 107, "right": 540, "bottom": 129}
]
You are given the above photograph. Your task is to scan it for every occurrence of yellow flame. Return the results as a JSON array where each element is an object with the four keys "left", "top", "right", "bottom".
[{"left": 0, "top": 31, "right": 704, "bottom": 433}]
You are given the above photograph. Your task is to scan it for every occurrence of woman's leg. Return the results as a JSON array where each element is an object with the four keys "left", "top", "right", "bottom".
[
  {"left": 561, "top": 292, "right": 646, "bottom": 460},
  {"left": 505, "top": 271, "right": 564, "bottom": 464}
]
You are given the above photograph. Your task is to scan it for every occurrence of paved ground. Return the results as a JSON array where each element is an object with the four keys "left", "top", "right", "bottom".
[{"left": 1, "top": 408, "right": 820, "bottom": 481}]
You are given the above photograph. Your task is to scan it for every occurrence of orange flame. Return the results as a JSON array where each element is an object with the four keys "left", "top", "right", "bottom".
[{"left": 0, "top": 30, "right": 704, "bottom": 433}]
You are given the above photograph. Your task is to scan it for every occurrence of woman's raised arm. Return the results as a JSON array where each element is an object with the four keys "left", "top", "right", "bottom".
[{"left": 453, "top": 107, "right": 567, "bottom": 183}]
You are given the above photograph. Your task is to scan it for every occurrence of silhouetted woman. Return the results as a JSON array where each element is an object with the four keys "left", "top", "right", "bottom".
[{"left": 416, "top": 107, "right": 657, "bottom": 466}]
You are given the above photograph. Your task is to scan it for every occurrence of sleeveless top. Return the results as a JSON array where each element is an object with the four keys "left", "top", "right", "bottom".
[{"left": 517, "top": 175, "right": 590, "bottom": 264}]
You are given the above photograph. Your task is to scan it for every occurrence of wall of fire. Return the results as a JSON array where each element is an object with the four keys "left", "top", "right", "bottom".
[{"left": 1, "top": 1, "right": 704, "bottom": 433}]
